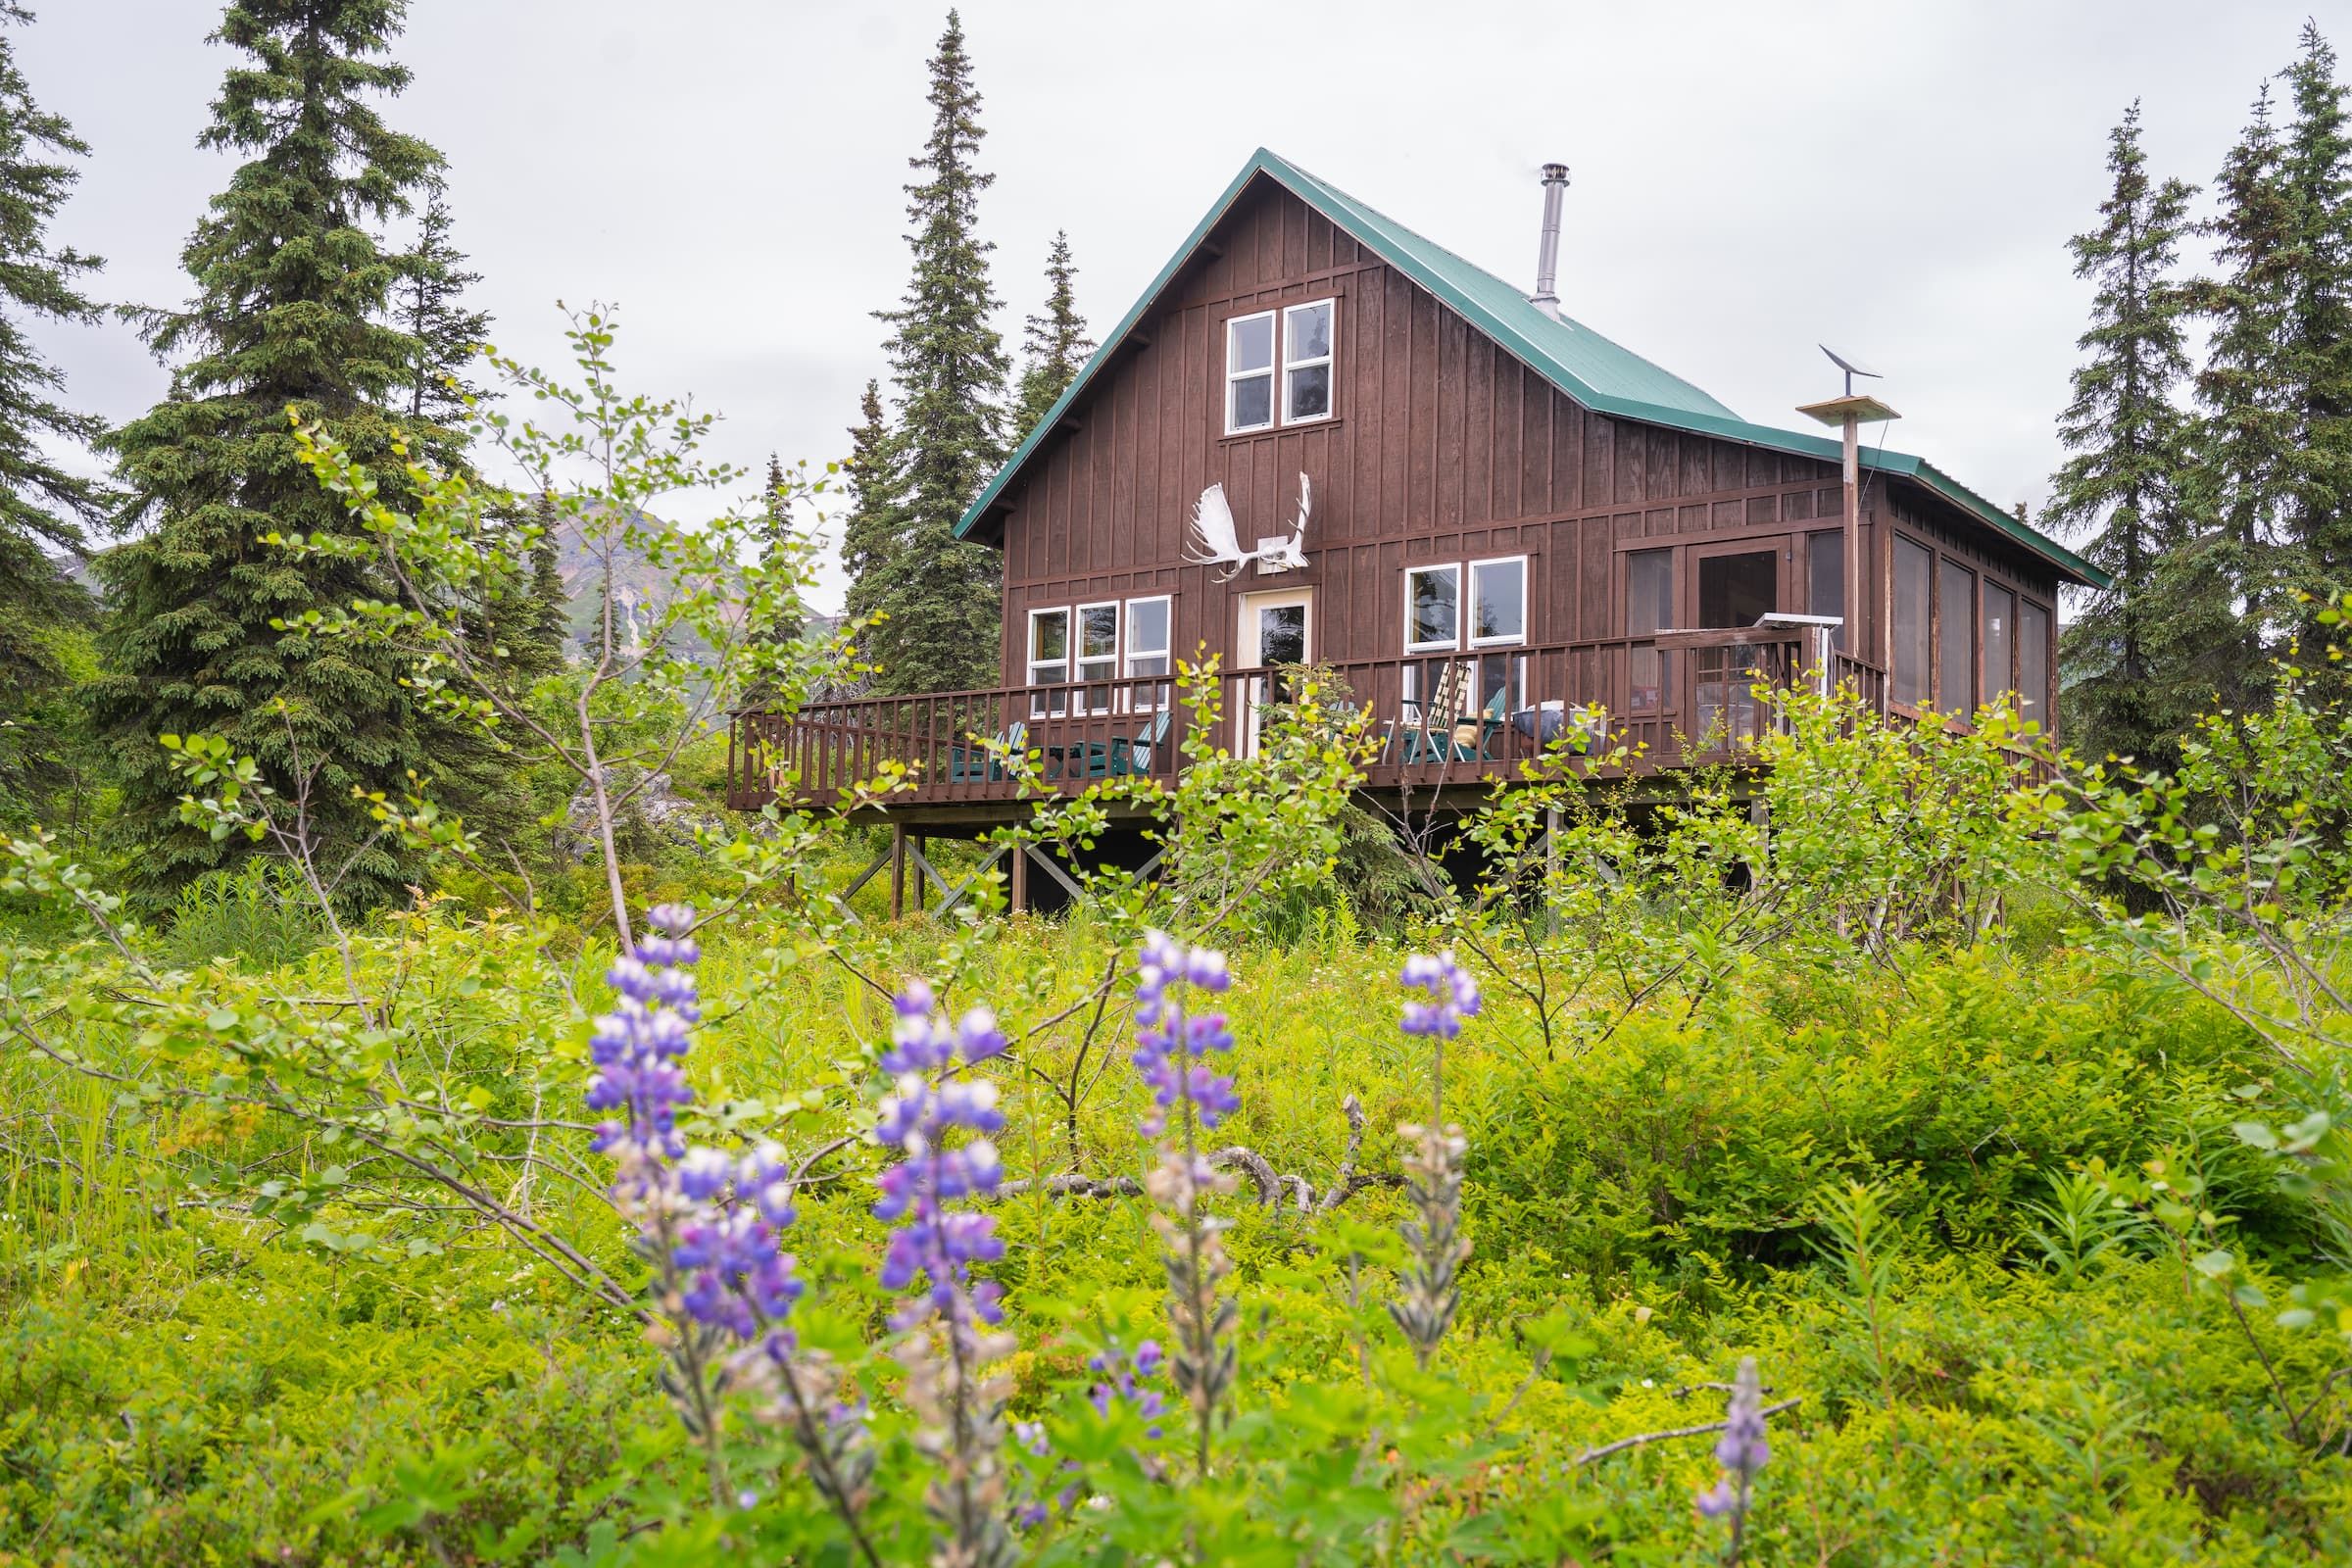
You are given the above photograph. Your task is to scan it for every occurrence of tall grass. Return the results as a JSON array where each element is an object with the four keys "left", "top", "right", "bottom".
[{"left": 162, "top": 858, "right": 327, "bottom": 968}]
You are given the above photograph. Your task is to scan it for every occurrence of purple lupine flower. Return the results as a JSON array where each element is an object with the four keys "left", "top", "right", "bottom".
[
  {"left": 1087, "top": 1340, "right": 1170, "bottom": 1440},
  {"left": 588, "top": 904, "right": 804, "bottom": 1357},
  {"left": 588, "top": 908, "right": 891, "bottom": 1554},
  {"left": 585, "top": 906, "right": 710, "bottom": 1168},
  {"left": 1713, "top": 1364, "right": 1771, "bottom": 1475},
  {"left": 1400, "top": 951, "right": 1482, "bottom": 1039},
  {"left": 1130, "top": 931, "right": 1237, "bottom": 1136},
  {"left": 1694, "top": 1357, "right": 1771, "bottom": 1557},
  {"left": 872, "top": 984, "right": 1023, "bottom": 1564},
  {"left": 1394, "top": 953, "right": 1479, "bottom": 1368},
  {"left": 1131, "top": 934, "right": 1245, "bottom": 1472},
  {"left": 870, "top": 986, "right": 1011, "bottom": 1332}
]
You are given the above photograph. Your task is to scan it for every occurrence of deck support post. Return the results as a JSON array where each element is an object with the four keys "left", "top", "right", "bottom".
[
  {"left": 1009, "top": 833, "right": 1029, "bottom": 914},
  {"left": 889, "top": 825, "right": 907, "bottom": 920},
  {"left": 912, "top": 835, "right": 926, "bottom": 913}
]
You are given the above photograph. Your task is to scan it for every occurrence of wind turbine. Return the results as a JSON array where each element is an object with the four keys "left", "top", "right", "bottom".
[{"left": 1796, "top": 347, "right": 1899, "bottom": 667}]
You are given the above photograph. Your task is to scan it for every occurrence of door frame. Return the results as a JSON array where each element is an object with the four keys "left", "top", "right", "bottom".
[
  {"left": 1684, "top": 534, "right": 1794, "bottom": 630},
  {"left": 1235, "top": 587, "right": 1315, "bottom": 755}
]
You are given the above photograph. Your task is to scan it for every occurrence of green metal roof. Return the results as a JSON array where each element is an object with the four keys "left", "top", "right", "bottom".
[{"left": 956, "top": 148, "right": 2105, "bottom": 589}]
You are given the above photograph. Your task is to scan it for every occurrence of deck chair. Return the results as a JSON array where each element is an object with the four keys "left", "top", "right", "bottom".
[
  {"left": 1400, "top": 659, "right": 1474, "bottom": 764},
  {"left": 1105, "top": 710, "right": 1173, "bottom": 777},
  {"left": 948, "top": 720, "right": 1026, "bottom": 783}
]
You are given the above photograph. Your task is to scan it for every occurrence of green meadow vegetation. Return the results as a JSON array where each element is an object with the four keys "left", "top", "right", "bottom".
[
  {"left": 3, "top": 5, "right": 2351, "bottom": 1550},
  {"left": 7, "top": 408, "right": 2352, "bottom": 1557}
]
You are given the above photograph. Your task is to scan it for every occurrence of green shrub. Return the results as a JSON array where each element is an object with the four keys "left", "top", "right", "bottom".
[{"left": 160, "top": 858, "right": 328, "bottom": 968}]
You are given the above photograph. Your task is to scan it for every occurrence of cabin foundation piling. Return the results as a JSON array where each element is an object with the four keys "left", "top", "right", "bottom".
[{"left": 889, "top": 825, "right": 907, "bottom": 920}]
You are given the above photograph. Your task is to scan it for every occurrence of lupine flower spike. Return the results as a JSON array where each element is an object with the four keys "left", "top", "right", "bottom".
[
  {"left": 1393, "top": 952, "right": 1480, "bottom": 1367},
  {"left": 871, "top": 982, "right": 1020, "bottom": 1568},
  {"left": 1131, "top": 931, "right": 1240, "bottom": 1478},
  {"left": 1694, "top": 1356, "right": 1771, "bottom": 1563},
  {"left": 1011, "top": 1340, "right": 1170, "bottom": 1529},
  {"left": 587, "top": 906, "right": 879, "bottom": 1563}
]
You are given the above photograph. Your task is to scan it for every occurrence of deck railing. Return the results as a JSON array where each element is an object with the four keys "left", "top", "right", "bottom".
[{"left": 726, "top": 630, "right": 1890, "bottom": 811}]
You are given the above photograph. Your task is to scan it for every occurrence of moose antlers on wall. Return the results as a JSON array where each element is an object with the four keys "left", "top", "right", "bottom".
[{"left": 1185, "top": 472, "right": 1311, "bottom": 582}]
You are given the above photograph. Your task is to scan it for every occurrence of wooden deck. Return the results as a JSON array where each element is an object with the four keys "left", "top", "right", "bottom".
[{"left": 727, "top": 627, "right": 1886, "bottom": 826}]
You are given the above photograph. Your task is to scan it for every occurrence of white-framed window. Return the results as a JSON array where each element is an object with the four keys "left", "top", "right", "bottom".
[
  {"left": 1027, "top": 607, "right": 1069, "bottom": 718},
  {"left": 1404, "top": 564, "right": 1460, "bottom": 652},
  {"left": 1123, "top": 595, "right": 1171, "bottom": 679},
  {"left": 1075, "top": 602, "right": 1119, "bottom": 683},
  {"left": 1283, "top": 300, "right": 1334, "bottom": 423},
  {"left": 1468, "top": 556, "right": 1528, "bottom": 646},
  {"left": 1225, "top": 310, "right": 1276, "bottom": 434},
  {"left": 1225, "top": 299, "right": 1336, "bottom": 434},
  {"left": 1075, "top": 601, "right": 1119, "bottom": 714}
]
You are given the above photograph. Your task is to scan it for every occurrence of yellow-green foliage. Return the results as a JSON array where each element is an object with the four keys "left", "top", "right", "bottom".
[{"left": 5, "top": 900, "right": 2350, "bottom": 1564}]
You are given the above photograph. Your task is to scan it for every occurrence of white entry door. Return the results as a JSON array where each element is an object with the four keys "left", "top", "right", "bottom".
[{"left": 1236, "top": 588, "right": 1313, "bottom": 755}]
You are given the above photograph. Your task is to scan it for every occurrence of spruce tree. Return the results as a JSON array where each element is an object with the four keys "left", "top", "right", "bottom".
[
  {"left": 2275, "top": 23, "right": 2352, "bottom": 627},
  {"left": 837, "top": 378, "right": 903, "bottom": 604},
  {"left": 2188, "top": 81, "right": 2300, "bottom": 706},
  {"left": 0, "top": 3, "right": 108, "bottom": 810},
  {"left": 2048, "top": 103, "right": 2202, "bottom": 765},
  {"left": 755, "top": 453, "right": 805, "bottom": 647},
  {"left": 93, "top": 0, "right": 490, "bottom": 911},
  {"left": 855, "top": 9, "right": 1009, "bottom": 696},
  {"left": 482, "top": 488, "right": 568, "bottom": 687},
  {"left": 738, "top": 455, "right": 808, "bottom": 710},
  {"left": 1013, "top": 229, "right": 1092, "bottom": 439},
  {"left": 523, "top": 496, "right": 571, "bottom": 674},
  {"left": 397, "top": 175, "right": 489, "bottom": 425}
]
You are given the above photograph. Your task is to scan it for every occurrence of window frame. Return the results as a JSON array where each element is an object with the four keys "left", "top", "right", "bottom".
[
  {"left": 1403, "top": 563, "right": 1462, "bottom": 653},
  {"left": 1122, "top": 595, "right": 1171, "bottom": 679},
  {"left": 1805, "top": 529, "right": 1846, "bottom": 651},
  {"left": 1072, "top": 599, "right": 1120, "bottom": 714},
  {"left": 1280, "top": 299, "right": 1336, "bottom": 426},
  {"left": 1981, "top": 581, "right": 2016, "bottom": 708},
  {"left": 1889, "top": 533, "right": 1934, "bottom": 710},
  {"left": 1625, "top": 546, "right": 1676, "bottom": 715},
  {"left": 1074, "top": 600, "right": 1119, "bottom": 682},
  {"left": 1466, "top": 554, "right": 1530, "bottom": 648},
  {"left": 1223, "top": 309, "right": 1277, "bottom": 435},
  {"left": 1936, "top": 557, "right": 1978, "bottom": 718},
  {"left": 1026, "top": 606, "right": 1072, "bottom": 718},
  {"left": 2017, "top": 597, "right": 2052, "bottom": 729}
]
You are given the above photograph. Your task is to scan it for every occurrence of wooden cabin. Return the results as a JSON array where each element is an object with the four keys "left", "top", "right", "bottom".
[{"left": 729, "top": 149, "right": 2104, "bottom": 838}]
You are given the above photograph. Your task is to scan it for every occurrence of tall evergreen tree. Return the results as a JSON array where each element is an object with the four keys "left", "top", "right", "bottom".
[
  {"left": 485, "top": 488, "right": 569, "bottom": 686},
  {"left": 2274, "top": 23, "right": 2352, "bottom": 627},
  {"left": 93, "top": 0, "right": 491, "bottom": 911},
  {"left": 837, "top": 378, "right": 902, "bottom": 595},
  {"left": 1013, "top": 229, "right": 1092, "bottom": 438},
  {"left": 756, "top": 452, "right": 806, "bottom": 648},
  {"left": 2187, "top": 82, "right": 2299, "bottom": 706},
  {"left": 0, "top": 3, "right": 108, "bottom": 809},
  {"left": 2050, "top": 104, "right": 2203, "bottom": 764},
  {"left": 851, "top": 9, "right": 1008, "bottom": 696},
  {"left": 396, "top": 175, "right": 489, "bottom": 425}
]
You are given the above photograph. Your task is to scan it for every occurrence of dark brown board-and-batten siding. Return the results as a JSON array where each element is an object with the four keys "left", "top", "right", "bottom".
[{"left": 993, "top": 178, "right": 2023, "bottom": 683}]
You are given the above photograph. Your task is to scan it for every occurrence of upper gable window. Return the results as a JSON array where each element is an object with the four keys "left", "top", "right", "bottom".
[
  {"left": 1226, "top": 312, "right": 1276, "bottom": 433},
  {"left": 1284, "top": 301, "right": 1334, "bottom": 423},
  {"left": 1225, "top": 299, "right": 1336, "bottom": 435}
]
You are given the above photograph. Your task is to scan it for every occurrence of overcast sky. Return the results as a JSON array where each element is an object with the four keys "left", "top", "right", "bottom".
[{"left": 21, "top": 0, "right": 2338, "bottom": 611}]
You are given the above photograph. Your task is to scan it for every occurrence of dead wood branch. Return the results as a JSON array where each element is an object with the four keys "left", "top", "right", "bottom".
[{"left": 1572, "top": 1396, "right": 1804, "bottom": 1466}]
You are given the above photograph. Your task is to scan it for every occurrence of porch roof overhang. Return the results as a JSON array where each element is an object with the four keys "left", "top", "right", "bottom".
[{"left": 954, "top": 148, "right": 2109, "bottom": 593}]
